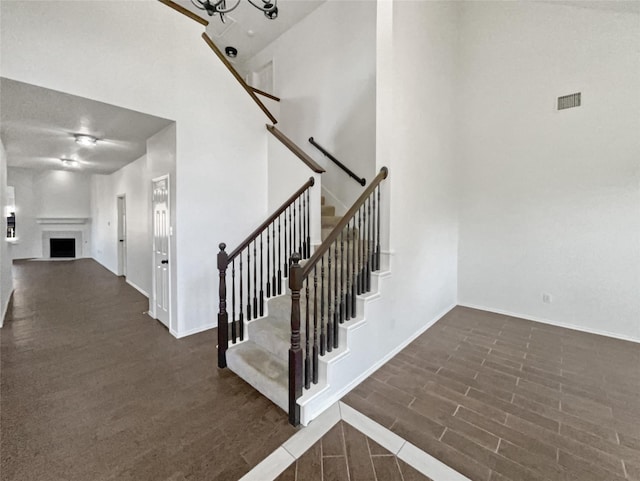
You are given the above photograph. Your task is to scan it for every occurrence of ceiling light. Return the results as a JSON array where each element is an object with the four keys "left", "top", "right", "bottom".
[
  {"left": 191, "top": 0, "right": 278, "bottom": 23},
  {"left": 74, "top": 134, "right": 97, "bottom": 146},
  {"left": 225, "top": 46, "right": 238, "bottom": 58},
  {"left": 61, "top": 158, "right": 79, "bottom": 168}
]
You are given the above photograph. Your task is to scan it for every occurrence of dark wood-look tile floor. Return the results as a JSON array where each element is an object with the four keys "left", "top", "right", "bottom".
[
  {"left": 1, "top": 259, "right": 296, "bottom": 481},
  {"left": 275, "top": 421, "right": 432, "bottom": 481},
  {"left": 344, "top": 306, "right": 640, "bottom": 481}
]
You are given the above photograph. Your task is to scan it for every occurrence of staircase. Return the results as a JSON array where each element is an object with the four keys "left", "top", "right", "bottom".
[
  {"left": 225, "top": 196, "right": 352, "bottom": 411},
  {"left": 219, "top": 170, "right": 390, "bottom": 425}
]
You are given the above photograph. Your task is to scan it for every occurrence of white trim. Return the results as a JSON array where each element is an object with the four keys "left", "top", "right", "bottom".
[
  {"left": 171, "top": 322, "right": 216, "bottom": 339},
  {"left": 298, "top": 302, "right": 456, "bottom": 424},
  {"left": 458, "top": 303, "right": 640, "bottom": 344},
  {"left": 126, "top": 279, "right": 148, "bottom": 298},
  {"left": 1, "top": 288, "right": 14, "bottom": 328}
]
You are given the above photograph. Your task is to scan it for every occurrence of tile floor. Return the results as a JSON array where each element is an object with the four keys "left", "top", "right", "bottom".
[
  {"left": 274, "top": 420, "right": 432, "bottom": 481},
  {"left": 344, "top": 306, "right": 640, "bottom": 481}
]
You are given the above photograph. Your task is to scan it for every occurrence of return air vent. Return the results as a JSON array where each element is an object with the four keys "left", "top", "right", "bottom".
[{"left": 557, "top": 92, "right": 581, "bottom": 110}]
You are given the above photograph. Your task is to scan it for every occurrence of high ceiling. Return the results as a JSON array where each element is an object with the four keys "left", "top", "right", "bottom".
[
  {"left": 0, "top": 78, "right": 174, "bottom": 175},
  {"left": 174, "top": 0, "right": 325, "bottom": 66}
]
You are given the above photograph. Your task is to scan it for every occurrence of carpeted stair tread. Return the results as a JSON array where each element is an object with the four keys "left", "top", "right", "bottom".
[{"left": 226, "top": 340, "right": 288, "bottom": 411}]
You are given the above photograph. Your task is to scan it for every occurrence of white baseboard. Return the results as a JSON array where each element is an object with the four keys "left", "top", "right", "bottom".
[
  {"left": 172, "top": 322, "right": 216, "bottom": 339},
  {"left": 126, "top": 279, "right": 149, "bottom": 298},
  {"left": 321, "top": 186, "right": 348, "bottom": 215},
  {"left": 458, "top": 303, "right": 640, "bottom": 344},
  {"left": 1, "top": 288, "right": 14, "bottom": 328}
]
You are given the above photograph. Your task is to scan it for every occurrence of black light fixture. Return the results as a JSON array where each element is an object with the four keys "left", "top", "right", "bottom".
[
  {"left": 191, "top": 0, "right": 278, "bottom": 23},
  {"left": 225, "top": 46, "right": 238, "bottom": 58}
]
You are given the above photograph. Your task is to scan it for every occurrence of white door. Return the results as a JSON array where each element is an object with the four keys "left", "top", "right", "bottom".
[
  {"left": 117, "top": 195, "right": 127, "bottom": 277},
  {"left": 152, "top": 176, "right": 171, "bottom": 327}
]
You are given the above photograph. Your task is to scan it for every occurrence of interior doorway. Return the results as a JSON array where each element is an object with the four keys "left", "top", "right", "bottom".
[
  {"left": 151, "top": 175, "right": 171, "bottom": 328},
  {"left": 117, "top": 195, "right": 127, "bottom": 277}
]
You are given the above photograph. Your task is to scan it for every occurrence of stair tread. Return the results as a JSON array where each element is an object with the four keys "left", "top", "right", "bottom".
[{"left": 227, "top": 341, "right": 288, "bottom": 411}]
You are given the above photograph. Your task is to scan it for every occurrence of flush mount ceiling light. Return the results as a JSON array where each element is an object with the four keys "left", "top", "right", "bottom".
[
  {"left": 191, "top": 0, "right": 278, "bottom": 23},
  {"left": 60, "top": 158, "right": 79, "bottom": 168},
  {"left": 74, "top": 134, "right": 97, "bottom": 146}
]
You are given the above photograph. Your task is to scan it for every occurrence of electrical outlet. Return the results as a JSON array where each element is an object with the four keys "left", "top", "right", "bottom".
[{"left": 542, "top": 293, "right": 553, "bottom": 304}]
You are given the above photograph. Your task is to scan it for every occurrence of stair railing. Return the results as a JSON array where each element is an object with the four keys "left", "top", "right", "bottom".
[
  {"left": 288, "top": 166, "right": 388, "bottom": 425},
  {"left": 309, "top": 137, "right": 366, "bottom": 186},
  {"left": 217, "top": 178, "right": 315, "bottom": 368}
]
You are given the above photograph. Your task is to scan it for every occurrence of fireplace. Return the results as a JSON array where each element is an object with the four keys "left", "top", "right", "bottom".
[{"left": 50, "top": 238, "right": 76, "bottom": 258}]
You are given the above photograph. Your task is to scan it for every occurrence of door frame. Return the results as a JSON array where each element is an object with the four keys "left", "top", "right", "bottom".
[
  {"left": 116, "top": 194, "right": 127, "bottom": 277},
  {"left": 150, "top": 174, "right": 172, "bottom": 326}
]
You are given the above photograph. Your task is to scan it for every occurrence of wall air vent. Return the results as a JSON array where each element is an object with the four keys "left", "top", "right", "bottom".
[{"left": 557, "top": 92, "right": 581, "bottom": 110}]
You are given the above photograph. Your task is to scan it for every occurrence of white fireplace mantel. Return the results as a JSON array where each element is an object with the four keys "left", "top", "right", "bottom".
[{"left": 37, "top": 217, "right": 89, "bottom": 225}]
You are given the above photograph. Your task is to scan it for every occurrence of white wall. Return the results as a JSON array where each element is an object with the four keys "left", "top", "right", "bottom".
[
  {"left": 91, "top": 124, "right": 177, "bottom": 311},
  {"left": 242, "top": 0, "right": 376, "bottom": 212},
  {"left": 92, "top": 155, "right": 151, "bottom": 296},
  {"left": 7, "top": 168, "right": 92, "bottom": 259},
  {"left": 0, "top": 141, "right": 14, "bottom": 324},
  {"left": 457, "top": 2, "right": 640, "bottom": 341},
  {"left": 1, "top": 2, "right": 269, "bottom": 337}
]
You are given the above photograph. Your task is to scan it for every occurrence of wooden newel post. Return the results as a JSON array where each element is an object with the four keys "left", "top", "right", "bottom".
[
  {"left": 288, "top": 252, "right": 303, "bottom": 426},
  {"left": 218, "top": 243, "right": 229, "bottom": 369}
]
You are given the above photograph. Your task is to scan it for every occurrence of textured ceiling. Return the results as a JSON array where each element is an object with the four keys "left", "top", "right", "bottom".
[{"left": 0, "top": 78, "right": 174, "bottom": 175}]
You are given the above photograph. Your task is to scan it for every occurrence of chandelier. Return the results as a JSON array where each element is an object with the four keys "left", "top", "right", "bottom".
[{"left": 191, "top": 0, "right": 278, "bottom": 22}]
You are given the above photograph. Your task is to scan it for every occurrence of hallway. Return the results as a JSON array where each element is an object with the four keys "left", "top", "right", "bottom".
[{"left": 1, "top": 259, "right": 295, "bottom": 481}]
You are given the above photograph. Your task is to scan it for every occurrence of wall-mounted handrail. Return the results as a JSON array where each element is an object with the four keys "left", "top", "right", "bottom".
[
  {"left": 268, "top": 126, "right": 325, "bottom": 174},
  {"left": 308, "top": 137, "right": 366, "bottom": 186},
  {"left": 287, "top": 166, "right": 388, "bottom": 425},
  {"left": 201, "top": 33, "right": 278, "bottom": 125}
]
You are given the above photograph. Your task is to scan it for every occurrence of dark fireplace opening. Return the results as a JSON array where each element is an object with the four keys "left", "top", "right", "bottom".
[{"left": 50, "top": 238, "right": 76, "bottom": 258}]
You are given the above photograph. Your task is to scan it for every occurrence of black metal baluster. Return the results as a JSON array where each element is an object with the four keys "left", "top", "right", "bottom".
[
  {"left": 304, "top": 277, "right": 310, "bottom": 389},
  {"left": 259, "top": 233, "right": 264, "bottom": 317},
  {"left": 298, "top": 196, "right": 303, "bottom": 256},
  {"left": 239, "top": 256, "right": 244, "bottom": 340},
  {"left": 340, "top": 228, "right": 345, "bottom": 324},
  {"left": 231, "top": 259, "right": 236, "bottom": 343},
  {"left": 366, "top": 196, "right": 372, "bottom": 292},
  {"left": 313, "top": 265, "right": 319, "bottom": 383},
  {"left": 293, "top": 202, "right": 297, "bottom": 265},
  {"left": 278, "top": 216, "right": 282, "bottom": 295},
  {"left": 362, "top": 201, "right": 368, "bottom": 293},
  {"left": 345, "top": 219, "right": 351, "bottom": 322},
  {"left": 266, "top": 227, "right": 271, "bottom": 298},
  {"left": 327, "top": 245, "right": 333, "bottom": 353},
  {"left": 284, "top": 209, "right": 288, "bottom": 278},
  {"left": 306, "top": 189, "right": 312, "bottom": 258},
  {"left": 272, "top": 221, "right": 277, "bottom": 296},
  {"left": 376, "top": 185, "right": 381, "bottom": 271},
  {"left": 357, "top": 207, "right": 363, "bottom": 295},
  {"left": 253, "top": 241, "right": 258, "bottom": 318},
  {"left": 320, "top": 256, "right": 326, "bottom": 356},
  {"left": 333, "top": 239, "right": 339, "bottom": 348},
  {"left": 302, "top": 191, "right": 308, "bottom": 258},
  {"left": 288, "top": 206, "right": 292, "bottom": 274},
  {"left": 247, "top": 249, "right": 252, "bottom": 321},
  {"left": 350, "top": 218, "right": 356, "bottom": 318}
]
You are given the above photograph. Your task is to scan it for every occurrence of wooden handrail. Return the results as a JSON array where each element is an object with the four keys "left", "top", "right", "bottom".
[
  {"left": 299, "top": 167, "right": 388, "bottom": 280},
  {"left": 158, "top": 0, "right": 209, "bottom": 26},
  {"left": 201, "top": 33, "right": 278, "bottom": 125},
  {"left": 250, "top": 87, "right": 281, "bottom": 102},
  {"left": 309, "top": 137, "right": 366, "bottom": 186},
  {"left": 228, "top": 177, "right": 315, "bottom": 261},
  {"left": 267, "top": 126, "right": 325, "bottom": 174}
]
